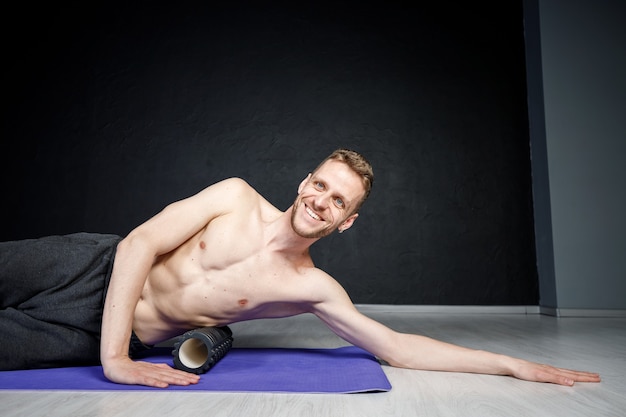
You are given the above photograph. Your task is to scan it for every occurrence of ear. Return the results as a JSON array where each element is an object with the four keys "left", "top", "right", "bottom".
[
  {"left": 338, "top": 213, "right": 359, "bottom": 233},
  {"left": 298, "top": 173, "right": 312, "bottom": 194}
]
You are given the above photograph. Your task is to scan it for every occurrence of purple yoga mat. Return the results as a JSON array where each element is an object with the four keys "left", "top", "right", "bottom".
[{"left": 0, "top": 346, "right": 391, "bottom": 393}]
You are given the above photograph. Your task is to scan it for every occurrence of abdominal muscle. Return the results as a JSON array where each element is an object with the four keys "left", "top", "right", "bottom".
[{"left": 131, "top": 228, "right": 312, "bottom": 345}]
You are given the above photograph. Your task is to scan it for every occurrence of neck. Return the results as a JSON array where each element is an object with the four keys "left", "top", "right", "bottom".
[{"left": 265, "top": 206, "right": 319, "bottom": 255}]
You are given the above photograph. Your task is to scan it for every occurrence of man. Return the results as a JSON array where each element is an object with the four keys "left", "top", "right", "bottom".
[{"left": 1, "top": 149, "right": 600, "bottom": 388}]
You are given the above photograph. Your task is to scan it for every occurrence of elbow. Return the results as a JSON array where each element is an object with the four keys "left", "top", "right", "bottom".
[
  {"left": 116, "top": 231, "right": 153, "bottom": 260},
  {"left": 117, "top": 232, "right": 139, "bottom": 254},
  {"left": 385, "top": 355, "right": 413, "bottom": 370},
  {"left": 378, "top": 335, "right": 415, "bottom": 370}
]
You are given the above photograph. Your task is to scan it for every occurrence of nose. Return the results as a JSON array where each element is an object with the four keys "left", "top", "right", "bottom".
[{"left": 312, "top": 192, "right": 330, "bottom": 210}]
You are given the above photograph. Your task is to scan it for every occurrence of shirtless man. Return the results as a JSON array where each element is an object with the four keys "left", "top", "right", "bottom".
[
  {"left": 99, "top": 148, "right": 599, "bottom": 388},
  {"left": 0, "top": 149, "right": 599, "bottom": 388}
]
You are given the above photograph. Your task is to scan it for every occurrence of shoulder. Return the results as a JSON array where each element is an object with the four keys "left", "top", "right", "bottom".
[
  {"left": 149, "top": 177, "right": 263, "bottom": 229},
  {"left": 208, "top": 177, "right": 257, "bottom": 197},
  {"left": 187, "top": 178, "right": 285, "bottom": 226},
  {"left": 192, "top": 177, "right": 262, "bottom": 210},
  {"left": 296, "top": 266, "right": 353, "bottom": 307},
  {"left": 217, "top": 177, "right": 283, "bottom": 219}
]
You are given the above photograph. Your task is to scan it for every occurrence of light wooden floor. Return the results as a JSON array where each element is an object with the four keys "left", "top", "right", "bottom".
[{"left": 2, "top": 308, "right": 624, "bottom": 417}]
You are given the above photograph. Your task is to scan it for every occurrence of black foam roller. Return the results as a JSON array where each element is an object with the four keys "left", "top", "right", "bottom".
[{"left": 172, "top": 326, "right": 233, "bottom": 374}]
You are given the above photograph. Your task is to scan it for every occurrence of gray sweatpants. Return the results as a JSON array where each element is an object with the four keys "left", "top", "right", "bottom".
[{"left": 0, "top": 233, "right": 121, "bottom": 370}]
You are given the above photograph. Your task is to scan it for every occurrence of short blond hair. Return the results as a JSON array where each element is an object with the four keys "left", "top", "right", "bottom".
[{"left": 312, "top": 148, "right": 374, "bottom": 212}]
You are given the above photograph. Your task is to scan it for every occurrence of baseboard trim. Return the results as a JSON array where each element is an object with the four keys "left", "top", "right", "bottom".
[
  {"left": 354, "top": 304, "right": 626, "bottom": 317},
  {"left": 355, "top": 304, "right": 540, "bottom": 315},
  {"left": 539, "top": 307, "right": 626, "bottom": 317}
]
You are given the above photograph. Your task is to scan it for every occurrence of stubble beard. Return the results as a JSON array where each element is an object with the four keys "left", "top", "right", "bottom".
[{"left": 290, "top": 199, "right": 335, "bottom": 239}]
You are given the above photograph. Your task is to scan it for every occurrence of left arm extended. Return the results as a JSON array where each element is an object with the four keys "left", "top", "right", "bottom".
[{"left": 310, "top": 279, "right": 600, "bottom": 386}]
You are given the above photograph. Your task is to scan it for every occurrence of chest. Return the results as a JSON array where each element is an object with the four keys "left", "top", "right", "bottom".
[
  {"left": 187, "top": 245, "right": 306, "bottom": 321},
  {"left": 191, "top": 214, "right": 269, "bottom": 272},
  {"left": 157, "top": 211, "right": 314, "bottom": 314}
]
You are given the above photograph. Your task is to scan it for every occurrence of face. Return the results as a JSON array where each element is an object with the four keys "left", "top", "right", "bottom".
[{"left": 290, "top": 160, "right": 364, "bottom": 239}]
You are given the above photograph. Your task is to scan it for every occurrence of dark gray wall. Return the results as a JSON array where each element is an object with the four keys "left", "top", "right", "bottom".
[
  {"left": 2, "top": 2, "right": 538, "bottom": 305},
  {"left": 524, "top": 0, "right": 558, "bottom": 309},
  {"left": 527, "top": 0, "right": 626, "bottom": 311}
]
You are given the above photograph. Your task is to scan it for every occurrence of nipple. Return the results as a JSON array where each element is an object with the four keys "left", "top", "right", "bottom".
[{"left": 199, "top": 241, "right": 206, "bottom": 249}]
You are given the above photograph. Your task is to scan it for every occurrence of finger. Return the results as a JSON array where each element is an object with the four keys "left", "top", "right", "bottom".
[
  {"left": 540, "top": 367, "right": 601, "bottom": 386},
  {"left": 153, "top": 366, "right": 201, "bottom": 384},
  {"left": 555, "top": 368, "right": 601, "bottom": 382},
  {"left": 137, "top": 362, "right": 201, "bottom": 388},
  {"left": 551, "top": 366, "right": 600, "bottom": 377},
  {"left": 537, "top": 370, "right": 576, "bottom": 386}
]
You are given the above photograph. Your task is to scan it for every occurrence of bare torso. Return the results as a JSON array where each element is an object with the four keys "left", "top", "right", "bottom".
[{"left": 132, "top": 193, "right": 320, "bottom": 345}]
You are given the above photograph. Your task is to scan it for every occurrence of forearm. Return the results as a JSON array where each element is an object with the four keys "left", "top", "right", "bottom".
[
  {"left": 98, "top": 233, "right": 202, "bottom": 387},
  {"left": 100, "top": 236, "right": 153, "bottom": 364},
  {"left": 386, "top": 333, "right": 516, "bottom": 376}
]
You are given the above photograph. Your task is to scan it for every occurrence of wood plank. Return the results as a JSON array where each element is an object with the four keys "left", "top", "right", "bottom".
[{"left": 2, "top": 311, "right": 623, "bottom": 417}]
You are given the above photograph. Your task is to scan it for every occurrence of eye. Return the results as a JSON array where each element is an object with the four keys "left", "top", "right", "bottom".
[
  {"left": 314, "top": 181, "right": 324, "bottom": 190},
  {"left": 334, "top": 197, "right": 345, "bottom": 208}
]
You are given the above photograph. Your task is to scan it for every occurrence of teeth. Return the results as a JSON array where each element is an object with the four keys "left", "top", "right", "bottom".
[{"left": 305, "top": 206, "right": 321, "bottom": 220}]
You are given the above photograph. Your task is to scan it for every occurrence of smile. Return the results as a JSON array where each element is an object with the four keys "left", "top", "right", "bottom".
[{"left": 305, "top": 206, "right": 322, "bottom": 221}]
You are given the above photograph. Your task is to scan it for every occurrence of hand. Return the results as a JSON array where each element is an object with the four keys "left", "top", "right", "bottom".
[
  {"left": 103, "top": 356, "right": 201, "bottom": 388},
  {"left": 511, "top": 359, "right": 600, "bottom": 386}
]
